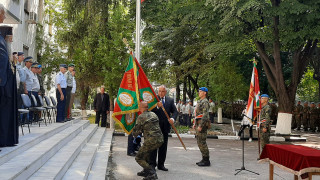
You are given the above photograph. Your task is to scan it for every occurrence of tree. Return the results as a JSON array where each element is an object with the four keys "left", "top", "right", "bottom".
[
  {"left": 297, "top": 67, "right": 320, "bottom": 102},
  {"left": 39, "top": 0, "right": 135, "bottom": 112},
  {"left": 207, "top": 0, "right": 320, "bottom": 133}
]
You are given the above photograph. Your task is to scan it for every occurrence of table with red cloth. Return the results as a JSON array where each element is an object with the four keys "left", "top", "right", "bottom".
[{"left": 259, "top": 144, "right": 320, "bottom": 180}]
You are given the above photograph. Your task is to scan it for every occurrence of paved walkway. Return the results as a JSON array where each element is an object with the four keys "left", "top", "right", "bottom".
[{"left": 107, "top": 135, "right": 320, "bottom": 180}]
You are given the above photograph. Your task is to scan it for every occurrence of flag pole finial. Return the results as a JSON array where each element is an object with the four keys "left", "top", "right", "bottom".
[
  {"left": 123, "top": 38, "right": 133, "bottom": 53},
  {"left": 252, "top": 57, "right": 258, "bottom": 64}
]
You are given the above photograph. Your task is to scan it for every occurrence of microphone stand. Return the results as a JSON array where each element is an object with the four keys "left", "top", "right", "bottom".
[{"left": 235, "top": 114, "right": 259, "bottom": 176}]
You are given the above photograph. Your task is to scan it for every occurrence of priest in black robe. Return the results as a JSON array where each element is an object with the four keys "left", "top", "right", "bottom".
[{"left": 0, "top": 5, "right": 19, "bottom": 147}]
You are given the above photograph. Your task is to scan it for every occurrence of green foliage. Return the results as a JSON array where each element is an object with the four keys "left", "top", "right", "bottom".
[
  {"left": 297, "top": 68, "right": 320, "bottom": 102},
  {"left": 208, "top": 60, "right": 247, "bottom": 103}
]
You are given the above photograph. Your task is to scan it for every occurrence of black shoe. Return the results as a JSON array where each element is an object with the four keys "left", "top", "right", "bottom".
[
  {"left": 197, "top": 161, "right": 210, "bottom": 166},
  {"left": 143, "top": 169, "right": 158, "bottom": 180},
  {"left": 127, "top": 152, "right": 136, "bottom": 156},
  {"left": 196, "top": 160, "right": 204, "bottom": 165},
  {"left": 137, "top": 169, "right": 150, "bottom": 177},
  {"left": 157, "top": 165, "right": 168, "bottom": 171}
]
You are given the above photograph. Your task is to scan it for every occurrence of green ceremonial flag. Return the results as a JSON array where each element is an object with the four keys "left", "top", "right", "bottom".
[
  {"left": 112, "top": 54, "right": 140, "bottom": 134},
  {"left": 112, "top": 54, "right": 159, "bottom": 134}
]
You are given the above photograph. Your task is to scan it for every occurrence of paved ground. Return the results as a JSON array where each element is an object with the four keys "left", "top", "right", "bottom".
[{"left": 107, "top": 135, "right": 320, "bottom": 180}]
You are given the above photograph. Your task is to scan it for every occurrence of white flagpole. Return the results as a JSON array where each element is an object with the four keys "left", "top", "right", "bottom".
[{"left": 135, "top": 0, "right": 141, "bottom": 63}]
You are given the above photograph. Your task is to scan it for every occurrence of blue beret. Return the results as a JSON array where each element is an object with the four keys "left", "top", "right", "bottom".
[
  {"left": 18, "top": 52, "right": 24, "bottom": 56},
  {"left": 199, "top": 87, "right": 208, "bottom": 92},
  {"left": 38, "top": 64, "right": 42, "bottom": 68},
  {"left": 24, "top": 56, "right": 33, "bottom": 62},
  {"left": 261, "top": 94, "right": 269, "bottom": 98},
  {"left": 31, "top": 63, "right": 39, "bottom": 68},
  {"left": 60, "top": 64, "right": 68, "bottom": 68}
]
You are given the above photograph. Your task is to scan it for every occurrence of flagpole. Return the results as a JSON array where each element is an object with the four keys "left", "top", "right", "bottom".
[{"left": 135, "top": 0, "right": 141, "bottom": 62}]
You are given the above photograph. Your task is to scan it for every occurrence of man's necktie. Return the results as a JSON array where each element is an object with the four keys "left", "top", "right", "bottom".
[{"left": 162, "top": 98, "right": 165, "bottom": 108}]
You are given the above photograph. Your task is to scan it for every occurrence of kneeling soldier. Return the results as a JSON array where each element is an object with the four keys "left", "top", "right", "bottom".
[{"left": 133, "top": 101, "right": 164, "bottom": 180}]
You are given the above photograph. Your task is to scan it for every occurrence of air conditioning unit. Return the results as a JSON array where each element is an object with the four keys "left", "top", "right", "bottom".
[{"left": 27, "top": 12, "right": 37, "bottom": 24}]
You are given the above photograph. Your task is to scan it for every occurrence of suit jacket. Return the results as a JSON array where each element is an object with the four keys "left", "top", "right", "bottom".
[
  {"left": 93, "top": 93, "right": 110, "bottom": 112},
  {"left": 152, "top": 96, "right": 178, "bottom": 134}
]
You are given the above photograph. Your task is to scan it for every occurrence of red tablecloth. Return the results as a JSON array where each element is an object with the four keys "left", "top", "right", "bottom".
[{"left": 259, "top": 144, "right": 320, "bottom": 175}]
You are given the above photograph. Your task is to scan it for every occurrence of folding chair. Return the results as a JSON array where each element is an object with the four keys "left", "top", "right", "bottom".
[
  {"left": 18, "top": 108, "right": 30, "bottom": 135},
  {"left": 30, "top": 94, "right": 47, "bottom": 127},
  {"left": 50, "top": 96, "right": 58, "bottom": 122},
  {"left": 44, "top": 95, "right": 55, "bottom": 123}
]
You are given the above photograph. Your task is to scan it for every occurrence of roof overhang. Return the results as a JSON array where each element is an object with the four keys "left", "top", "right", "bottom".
[{"left": 3, "top": 8, "right": 22, "bottom": 24}]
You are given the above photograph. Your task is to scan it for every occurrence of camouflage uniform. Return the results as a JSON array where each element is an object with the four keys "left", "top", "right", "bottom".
[
  {"left": 132, "top": 111, "right": 164, "bottom": 172},
  {"left": 292, "top": 104, "right": 303, "bottom": 130},
  {"left": 309, "top": 106, "right": 317, "bottom": 132},
  {"left": 259, "top": 104, "right": 271, "bottom": 151},
  {"left": 302, "top": 105, "right": 310, "bottom": 131},
  {"left": 195, "top": 98, "right": 210, "bottom": 159}
]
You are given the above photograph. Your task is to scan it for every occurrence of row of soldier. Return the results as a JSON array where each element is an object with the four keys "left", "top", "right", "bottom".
[
  {"left": 13, "top": 52, "right": 77, "bottom": 123},
  {"left": 292, "top": 101, "right": 320, "bottom": 132}
]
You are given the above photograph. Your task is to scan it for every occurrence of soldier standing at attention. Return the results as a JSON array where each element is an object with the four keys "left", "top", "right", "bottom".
[
  {"left": 194, "top": 87, "right": 211, "bottom": 167},
  {"left": 132, "top": 101, "right": 164, "bottom": 180},
  {"left": 64, "top": 64, "right": 74, "bottom": 121},
  {"left": 309, "top": 102, "right": 317, "bottom": 132},
  {"left": 302, "top": 102, "right": 310, "bottom": 131},
  {"left": 259, "top": 94, "right": 271, "bottom": 151},
  {"left": 55, "top": 64, "right": 68, "bottom": 123},
  {"left": 292, "top": 101, "right": 303, "bottom": 130}
]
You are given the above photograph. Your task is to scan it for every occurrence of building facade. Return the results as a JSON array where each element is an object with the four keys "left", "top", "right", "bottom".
[{"left": 1, "top": 0, "right": 44, "bottom": 60}]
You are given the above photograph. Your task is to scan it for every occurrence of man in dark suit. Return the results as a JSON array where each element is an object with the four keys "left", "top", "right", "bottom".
[
  {"left": 150, "top": 85, "right": 178, "bottom": 171},
  {"left": 93, "top": 86, "right": 110, "bottom": 127}
]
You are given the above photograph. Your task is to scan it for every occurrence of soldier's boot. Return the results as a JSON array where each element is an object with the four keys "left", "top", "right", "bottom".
[
  {"left": 196, "top": 156, "right": 204, "bottom": 165},
  {"left": 197, "top": 157, "right": 211, "bottom": 167},
  {"left": 137, "top": 169, "right": 150, "bottom": 177},
  {"left": 143, "top": 169, "right": 158, "bottom": 180}
]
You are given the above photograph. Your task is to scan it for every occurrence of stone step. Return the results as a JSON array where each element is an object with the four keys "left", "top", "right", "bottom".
[
  {"left": 0, "top": 120, "right": 90, "bottom": 180},
  {"left": 0, "top": 118, "right": 81, "bottom": 166},
  {"left": 88, "top": 129, "right": 114, "bottom": 180},
  {"left": 29, "top": 124, "right": 98, "bottom": 180},
  {"left": 62, "top": 128, "right": 106, "bottom": 180}
]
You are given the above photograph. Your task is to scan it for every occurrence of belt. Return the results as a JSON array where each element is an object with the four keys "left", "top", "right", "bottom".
[{"left": 67, "top": 86, "right": 72, "bottom": 88}]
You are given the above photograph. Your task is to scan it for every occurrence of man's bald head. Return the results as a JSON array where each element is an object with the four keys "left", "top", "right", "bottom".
[{"left": 139, "top": 101, "right": 149, "bottom": 112}]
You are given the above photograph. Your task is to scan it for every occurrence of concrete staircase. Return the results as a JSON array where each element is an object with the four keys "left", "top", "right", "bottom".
[{"left": 0, "top": 118, "right": 113, "bottom": 180}]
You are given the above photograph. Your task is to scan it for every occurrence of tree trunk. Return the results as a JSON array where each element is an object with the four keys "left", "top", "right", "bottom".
[
  {"left": 254, "top": 0, "right": 319, "bottom": 134},
  {"left": 176, "top": 80, "right": 181, "bottom": 102},
  {"left": 183, "top": 77, "right": 187, "bottom": 102}
]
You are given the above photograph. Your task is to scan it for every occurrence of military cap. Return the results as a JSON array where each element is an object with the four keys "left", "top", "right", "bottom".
[
  {"left": 68, "top": 63, "right": 75, "bottom": 67},
  {"left": 199, "top": 87, "right": 208, "bottom": 92},
  {"left": 18, "top": 52, "right": 24, "bottom": 56},
  {"left": 13, "top": 52, "right": 17, "bottom": 55},
  {"left": 101, "top": 85, "right": 105, "bottom": 89},
  {"left": 31, "top": 63, "right": 39, "bottom": 68},
  {"left": 24, "top": 56, "right": 33, "bottom": 62},
  {"left": 38, "top": 64, "right": 42, "bottom": 68},
  {"left": 261, "top": 94, "right": 269, "bottom": 98},
  {"left": 311, "top": 102, "right": 315, "bottom": 104},
  {"left": 60, "top": 64, "right": 68, "bottom": 68}
]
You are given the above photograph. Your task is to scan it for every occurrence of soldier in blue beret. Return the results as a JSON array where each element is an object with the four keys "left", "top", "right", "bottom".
[{"left": 259, "top": 94, "right": 271, "bottom": 151}]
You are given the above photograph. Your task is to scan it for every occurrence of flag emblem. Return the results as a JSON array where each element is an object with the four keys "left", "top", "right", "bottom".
[
  {"left": 143, "top": 91, "right": 154, "bottom": 103},
  {"left": 119, "top": 92, "right": 134, "bottom": 107},
  {"left": 125, "top": 113, "right": 136, "bottom": 125}
]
